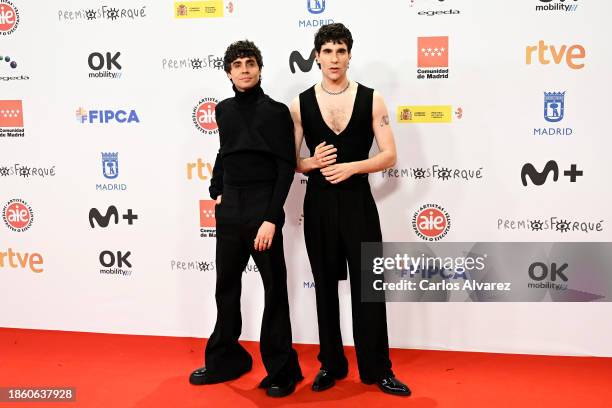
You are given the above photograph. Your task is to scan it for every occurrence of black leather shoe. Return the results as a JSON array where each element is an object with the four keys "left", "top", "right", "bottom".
[
  {"left": 189, "top": 366, "right": 212, "bottom": 385},
  {"left": 374, "top": 377, "right": 411, "bottom": 396},
  {"left": 311, "top": 369, "right": 336, "bottom": 392},
  {"left": 266, "top": 377, "right": 296, "bottom": 398},
  {"left": 189, "top": 366, "right": 250, "bottom": 385}
]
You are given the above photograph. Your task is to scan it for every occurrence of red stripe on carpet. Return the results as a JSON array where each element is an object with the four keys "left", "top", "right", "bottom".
[{"left": 1, "top": 328, "right": 611, "bottom": 407}]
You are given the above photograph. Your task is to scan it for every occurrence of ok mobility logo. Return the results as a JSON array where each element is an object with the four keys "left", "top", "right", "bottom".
[{"left": 289, "top": 48, "right": 316, "bottom": 73}]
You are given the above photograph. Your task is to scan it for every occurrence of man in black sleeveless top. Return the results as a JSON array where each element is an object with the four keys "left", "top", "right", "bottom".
[
  {"left": 290, "top": 24, "right": 411, "bottom": 396},
  {"left": 189, "top": 40, "right": 303, "bottom": 398}
]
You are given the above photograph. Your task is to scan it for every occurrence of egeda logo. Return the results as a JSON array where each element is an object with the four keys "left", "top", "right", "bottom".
[
  {"left": 534, "top": 91, "right": 572, "bottom": 136},
  {"left": 289, "top": 48, "right": 316, "bottom": 73},
  {"left": 76, "top": 107, "right": 140, "bottom": 124}
]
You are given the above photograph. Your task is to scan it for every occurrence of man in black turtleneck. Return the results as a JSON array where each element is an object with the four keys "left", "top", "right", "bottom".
[{"left": 189, "top": 40, "right": 302, "bottom": 398}]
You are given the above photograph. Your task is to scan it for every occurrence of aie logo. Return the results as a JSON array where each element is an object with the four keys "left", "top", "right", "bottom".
[
  {"left": 412, "top": 203, "right": 451, "bottom": 241},
  {"left": 2, "top": 198, "right": 33, "bottom": 232},
  {"left": 192, "top": 98, "right": 218, "bottom": 134},
  {"left": 102, "top": 152, "right": 119, "bottom": 179},
  {"left": 0, "top": 1, "right": 19, "bottom": 36},
  {"left": 521, "top": 160, "right": 583, "bottom": 186},
  {"left": 88, "top": 52, "right": 122, "bottom": 79},
  {"left": 289, "top": 49, "right": 316, "bottom": 73},
  {"left": 89, "top": 206, "right": 138, "bottom": 228},
  {"left": 528, "top": 262, "right": 568, "bottom": 282},
  {"left": 307, "top": 0, "right": 325, "bottom": 14}
]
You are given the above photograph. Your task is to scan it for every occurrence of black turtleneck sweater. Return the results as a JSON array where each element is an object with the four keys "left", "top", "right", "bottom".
[{"left": 209, "top": 83, "right": 296, "bottom": 225}]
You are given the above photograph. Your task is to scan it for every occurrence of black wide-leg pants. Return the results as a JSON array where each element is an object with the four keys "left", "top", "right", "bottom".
[
  {"left": 303, "top": 179, "right": 394, "bottom": 382},
  {"left": 204, "top": 184, "right": 302, "bottom": 385}
]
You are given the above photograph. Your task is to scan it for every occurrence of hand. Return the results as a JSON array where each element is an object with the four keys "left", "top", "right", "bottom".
[
  {"left": 216, "top": 195, "right": 222, "bottom": 205},
  {"left": 254, "top": 221, "right": 275, "bottom": 251},
  {"left": 320, "top": 162, "right": 357, "bottom": 184},
  {"left": 312, "top": 141, "right": 337, "bottom": 169}
]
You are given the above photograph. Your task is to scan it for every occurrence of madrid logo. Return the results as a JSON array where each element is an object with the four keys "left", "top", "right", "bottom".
[
  {"left": 412, "top": 203, "right": 451, "bottom": 241},
  {"left": 2, "top": 198, "right": 33, "bottom": 232},
  {"left": 192, "top": 98, "right": 218, "bottom": 134}
]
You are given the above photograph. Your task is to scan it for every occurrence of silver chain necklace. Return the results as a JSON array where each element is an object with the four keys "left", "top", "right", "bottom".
[{"left": 320, "top": 81, "right": 350, "bottom": 95}]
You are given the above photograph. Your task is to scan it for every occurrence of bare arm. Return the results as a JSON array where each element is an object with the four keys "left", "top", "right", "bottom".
[
  {"left": 321, "top": 90, "right": 397, "bottom": 183},
  {"left": 289, "top": 97, "right": 337, "bottom": 173}
]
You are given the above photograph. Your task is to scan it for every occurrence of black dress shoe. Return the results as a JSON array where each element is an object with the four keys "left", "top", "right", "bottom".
[
  {"left": 189, "top": 366, "right": 250, "bottom": 385},
  {"left": 311, "top": 369, "right": 336, "bottom": 392},
  {"left": 189, "top": 366, "right": 212, "bottom": 385},
  {"left": 266, "top": 377, "right": 296, "bottom": 398},
  {"left": 374, "top": 377, "right": 411, "bottom": 396}
]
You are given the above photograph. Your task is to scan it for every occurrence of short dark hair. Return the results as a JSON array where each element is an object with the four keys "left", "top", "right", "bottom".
[
  {"left": 314, "top": 23, "right": 353, "bottom": 53},
  {"left": 223, "top": 40, "right": 263, "bottom": 73}
]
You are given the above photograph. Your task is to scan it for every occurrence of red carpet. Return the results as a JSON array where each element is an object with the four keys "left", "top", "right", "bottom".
[{"left": 1, "top": 328, "right": 611, "bottom": 407}]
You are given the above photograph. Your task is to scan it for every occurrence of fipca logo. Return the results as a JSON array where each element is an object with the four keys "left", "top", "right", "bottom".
[
  {"left": 199, "top": 200, "right": 216, "bottom": 238},
  {"left": 410, "top": 0, "right": 460, "bottom": 16},
  {"left": 0, "top": 248, "right": 44, "bottom": 273},
  {"left": 0, "top": 100, "right": 24, "bottom": 138},
  {"left": 397, "top": 105, "right": 462, "bottom": 123},
  {"left": 299, "top": 0, "right": 333, "bottom": 28},
  {"left": 58, "top": 5, "right": 148, "bottom": 22},
  {"left": 88, "top": 52, "right": 122, "bottom": 79},
  {"left": 534, "top": 92, "right": 572, "bottom": 136},
  {"left": 76, "top": 107, "right": 140, "bottom": 124},
  {"left": 2, "top": 198, "right": 33, "bottom": 232},
  {"left": 193, "top": 98, "right": 218, "bottom": 134},
  {"left": 0, "top": 0, "right": 19, "bottom": 36},
  {"left": 417, "top": 36, "right": 449, "bottom": 79},
  {"left": 289, "top": 48, "right": 316, "bottom": 73},
  {"left": 412, "top": 204, "right": 451, "bottom": 241},
  {"left": 187, "top": 158, "right": 213, "bottom": 181},
  {"left": 521, "top": 160, "right": 582, "bottom": 186},
  {"left": 162, "top": 55, "right": 224, "bottom": 71},
  {"left": 97, "top": 152, "right": 127, "bottom": 191},
  {"left": 174, "top": 1, "right": 235, "bottom": 18},
  {"left": 535, "top": 0, "right": 578, "bottom": 12}
]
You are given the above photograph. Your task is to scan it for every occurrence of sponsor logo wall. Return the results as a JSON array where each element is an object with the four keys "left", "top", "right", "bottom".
[{"left": 1, "top": 0, "right": 611, "bottom": 357}]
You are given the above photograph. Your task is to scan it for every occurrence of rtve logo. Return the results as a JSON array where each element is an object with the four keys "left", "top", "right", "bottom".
[
  {"left": 187, "top": 158, "right": 213, "bottom": 180},
  {"left": 0, "top": 248, "right": 44, "bottom": 273},
  {"left": 525, "top": 40, "right": 585, "bottom": 69}
]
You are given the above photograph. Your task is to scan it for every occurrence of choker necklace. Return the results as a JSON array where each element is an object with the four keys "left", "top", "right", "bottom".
[{"left": 321, "top": 81, "right": 350, "bottom": 95}]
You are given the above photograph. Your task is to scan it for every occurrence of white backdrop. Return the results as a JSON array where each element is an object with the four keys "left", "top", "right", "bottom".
[{"left": 2, "top": 0, "right": 612, "bottom": 357}]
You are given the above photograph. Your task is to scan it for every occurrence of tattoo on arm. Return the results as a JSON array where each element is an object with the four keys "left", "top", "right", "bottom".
[{"left": 379, "top": 115, "right": 390, "bottom": 127}]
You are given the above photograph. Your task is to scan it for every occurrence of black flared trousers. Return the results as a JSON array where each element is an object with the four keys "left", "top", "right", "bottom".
[
  {"left": 303, "top": 179, "right": 393, "bottom": 382},
  {"left": 204, "top": 184, "right": 302, "bottom": 385}
]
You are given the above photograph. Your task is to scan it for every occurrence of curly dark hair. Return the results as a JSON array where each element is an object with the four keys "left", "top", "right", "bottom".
[
  {"left": 223, "top": 40, "right": 263, "bottom": 73},
  {"left": 314, "top": 23, "right": 353, "bottom": 53}
]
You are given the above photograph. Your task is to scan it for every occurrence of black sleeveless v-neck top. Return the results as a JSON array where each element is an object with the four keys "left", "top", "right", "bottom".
[{"left": 299, "top": 82, "right": 374, "bottom": 187}]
